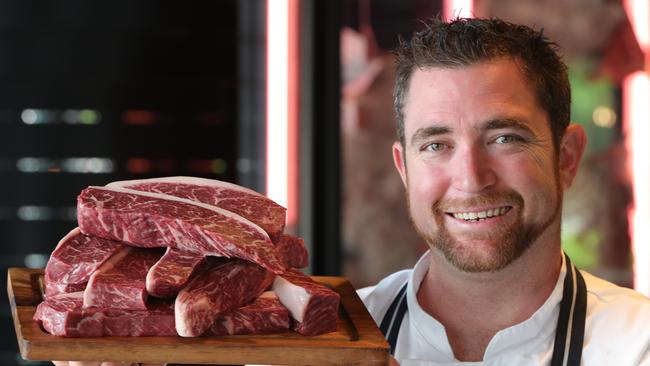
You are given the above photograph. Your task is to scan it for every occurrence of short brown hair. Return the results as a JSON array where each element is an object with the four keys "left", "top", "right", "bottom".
[{"left": 394, "top": 17, "right": 571, "bottom": 150}]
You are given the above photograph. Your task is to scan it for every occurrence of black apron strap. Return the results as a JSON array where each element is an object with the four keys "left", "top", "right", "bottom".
[
  {"left": 379, "top": 282, "right": 408, "bottom": 355},
  {"left": 550, "top": 253, "right": 587, "bottom": 366}
]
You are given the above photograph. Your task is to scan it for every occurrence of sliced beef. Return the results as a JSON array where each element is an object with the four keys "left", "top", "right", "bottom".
[
  {"left": 103, "top": 298, "right": 176, "bottom": 337},
  {"left": 107, "top": 176, "right": 287, "bottom": 239},
  {"left": 274, "top": 234, "right": 308, "bottom": 269},
  {"left": 272, "top": 269, "right": 340, "bottom": 336},
  {"left": 77, "top": 186, "right": 285, "bottom": 274},
  {"left": 34, "top": 292, "right": 101, "bottom": 337},
  {"left": 209, "top": 291, "right": 289, "bottom": 336},
  {"left": 34, "top": 292, "right": 176, "bottom": 337},
  {"left": 44, "top": 227, "right": 125, "bottom": 298},
  {"left": 146, "top": 247, "right": 207, "bottom": 298},
  {"left": 36, "top": 178, "right": 328, "bottom": 339},
  {"left": 175, "top": 259, "right": 275, "bottom": 337},
  {"left": 83, "top": 246, "right": 164, "bottom": 310}
]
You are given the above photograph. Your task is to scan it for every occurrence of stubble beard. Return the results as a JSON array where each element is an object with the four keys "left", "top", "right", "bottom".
[{"left": 408, "top": 188, "right": 562, "bottom": 273}]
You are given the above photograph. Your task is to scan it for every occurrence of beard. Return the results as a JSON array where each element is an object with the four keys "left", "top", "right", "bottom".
[{"left": 409, "top": 188, "right": 562, "bottom": 273}]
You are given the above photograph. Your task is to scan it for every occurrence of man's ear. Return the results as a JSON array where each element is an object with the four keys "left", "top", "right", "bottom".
[
  {"left": 558, "top": 124, "right": 587, "bottom": 189},
  {"left": 393, "top": 141, "right": 408, "bottom": 188}
]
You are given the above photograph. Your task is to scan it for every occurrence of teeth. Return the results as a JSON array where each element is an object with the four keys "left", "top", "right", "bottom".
[{"left": 452, "top": 207, "right": 510, "bottom": 221}]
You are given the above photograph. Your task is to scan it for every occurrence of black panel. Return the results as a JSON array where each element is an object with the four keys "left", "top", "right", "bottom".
[{"left": 310, "top": 0, "right": 342, "bottom": 276}]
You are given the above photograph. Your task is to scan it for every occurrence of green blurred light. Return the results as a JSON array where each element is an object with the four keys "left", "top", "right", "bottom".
[
  {"left": 562, "top": 229, "right": 600, "bottom": 271},
  {"left": 211, "top": 159, "right": 227, "bottom": 174},
  {"left": 79, "top": 109, "right": 101, "bottom": 125}
]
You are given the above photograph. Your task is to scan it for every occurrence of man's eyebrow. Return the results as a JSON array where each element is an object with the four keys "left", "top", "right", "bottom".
[
  {"left": 410, "top": 125, "right": 452, "bottom": 147},
  {"left": 408, "top": 118, "right": 537, "bottom": 146},
  {"left": 480, "top": 118, "right": 535, "bottom": 135}
]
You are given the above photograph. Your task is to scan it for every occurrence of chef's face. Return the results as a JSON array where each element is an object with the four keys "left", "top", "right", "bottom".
[{"left": 393, "top": 58, "right": 584, "bottom": 272}]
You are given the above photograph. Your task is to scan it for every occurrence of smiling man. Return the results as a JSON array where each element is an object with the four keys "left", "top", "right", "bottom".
[{"left": 359, "top": 17, "right": 650, "bottom": 365}]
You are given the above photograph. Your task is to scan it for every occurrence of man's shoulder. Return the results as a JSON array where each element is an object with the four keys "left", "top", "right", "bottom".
[
  {"left": 582, "top": 270, "right": 650, "bottom": 336},
  {"left": 581, "top": 270, "right": 650, "bottom": 362},
  {"left": 357, "top": 269, "right": 412, "bottom": 325},
  {"left": 583, "top": 270, "right": 650, "bottom": 308}
]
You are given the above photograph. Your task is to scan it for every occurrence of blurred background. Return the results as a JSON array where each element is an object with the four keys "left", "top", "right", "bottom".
[{"left": 1, "top": 0, "right": 648, "bottom": 365}]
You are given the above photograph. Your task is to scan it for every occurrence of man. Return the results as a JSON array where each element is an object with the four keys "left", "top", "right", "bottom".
[{"left": 358, "top": 17, "right": 650, "bottom": 365}]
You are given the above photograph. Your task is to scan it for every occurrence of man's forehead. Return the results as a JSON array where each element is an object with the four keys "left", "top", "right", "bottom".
[
  {"left": 402, "top": 60, "right": 548, "bottom": 140},
  {"left": 406, "top": 59, "right": 530, "bottom": 95}
]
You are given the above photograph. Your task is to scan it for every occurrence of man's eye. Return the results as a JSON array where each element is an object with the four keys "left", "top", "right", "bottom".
[
  {"left": 495, "top": 135, "right": 521, "bottom": 144},
  {"left": 424, "top": 142, "right": 446, "bottom": 152}
]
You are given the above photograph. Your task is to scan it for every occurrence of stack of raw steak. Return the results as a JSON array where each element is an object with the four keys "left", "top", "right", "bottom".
[{"left": 34, "top": 177, "right": 340, "bottom": 338}]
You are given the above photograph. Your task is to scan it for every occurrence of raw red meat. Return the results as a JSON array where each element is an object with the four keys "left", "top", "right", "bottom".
[
  {"left": 147, "top": 235, "right": 306, "bottom": 299},
  {"left": 83, "top": 246, "right": 164, "bottom": 310},
  {"left": 107, "top": 176, "right": 287, "bottom": 239},
  {"left": 272, "top": 269, "right": 340, "bottom": 336},
  {"left": 209, "top": 291, "right": 289, "bottom": 336},
  {"left": 274, "top": 234, "right": 309, "bottom": 269},
  {"left": 34, "top": 178, "right": 339, "bottom": 340},
  {"left": 146, "top": 247, "right": 208, "bottom": 298},
  {"left": 175, "top": 259, "right": 275, "bottom": 337},
  {"left": 44, "top": 227, "right": 125, "bottom": 297},
  {"left": 34, "top": 292, "right": 176, "bottom": 337},
  {"left": 76, "top": 186, "right": 285, "bottom": 274}
]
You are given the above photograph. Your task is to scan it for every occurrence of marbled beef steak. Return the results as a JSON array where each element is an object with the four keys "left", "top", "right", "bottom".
[
  {"left": 175, "top": 259, "right": 275, "bottom": 337},
  {"left": 107, "top": 176, "right": 286, "bottom": 240},
  {"left": 76, "top": 186, "right": 285, "bottom": 274},
  {"left": 44, "top": 227, "right": 125, "bottom": 298},
  {"left": 273, "top": 269, "right": 340, "bottom": 336}
]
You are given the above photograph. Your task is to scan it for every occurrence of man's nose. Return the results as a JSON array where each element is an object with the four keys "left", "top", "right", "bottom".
[{"left": 450, "top": 144, "right": 497, "bottom": 193}]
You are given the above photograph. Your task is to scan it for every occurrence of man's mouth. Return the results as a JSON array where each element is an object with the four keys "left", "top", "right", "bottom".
[{"left": 448, "top": 206, "right": 512, "bottom": 222}]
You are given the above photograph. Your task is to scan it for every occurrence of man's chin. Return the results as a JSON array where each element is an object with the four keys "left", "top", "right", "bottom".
[
  {"left": 432, "top": 237, "right": 525, "bottom": 273},
  {"left": 439, "top": 248, "right": 516, "bottom": 273}
]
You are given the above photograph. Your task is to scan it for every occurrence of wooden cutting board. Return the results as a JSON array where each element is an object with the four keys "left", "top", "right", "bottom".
[{"left": 8, "top": 268, "right": 389, "bottom": 365}]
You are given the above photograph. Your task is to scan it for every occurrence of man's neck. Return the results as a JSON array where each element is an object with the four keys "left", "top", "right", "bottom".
[{"left": 416, "top": 236, "right": 563, "bottom": 362}]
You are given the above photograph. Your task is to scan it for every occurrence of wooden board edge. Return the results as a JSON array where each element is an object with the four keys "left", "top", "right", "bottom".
[
  {"left": 7, "top": 269, "right": 31, "bottom": 361},
  {"left": 9, "top": 268, "right": 390, "bottom": 365},
  {"left": 324, "top": 276, "right": 389, "bottom": 347},
  {"left": 22, "top": 341, "right": 390, "bottom": 365}
]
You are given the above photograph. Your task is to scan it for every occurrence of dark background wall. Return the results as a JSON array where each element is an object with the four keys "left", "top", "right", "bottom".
[{"left": 1, "top": 1, "right": 237, "bottom": 364}]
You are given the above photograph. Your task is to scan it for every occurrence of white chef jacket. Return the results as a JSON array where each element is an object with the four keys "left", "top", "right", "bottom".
[{"left": 358, "top": 250, "right": 650, "bottom": 365}]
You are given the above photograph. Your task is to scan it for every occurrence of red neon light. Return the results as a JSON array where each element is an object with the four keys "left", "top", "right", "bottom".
[
  {"left": 444, "top": 0, "right": 474, "bottom": 20},
  {"left": 265, "top": 0, "right": 300, "bottom": 227},
  {"left": 623, "top": 0, "right": 649, "bottom": 295},
  {"left": 287, "top": 0, "right": 299, "bottom": 227}
]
